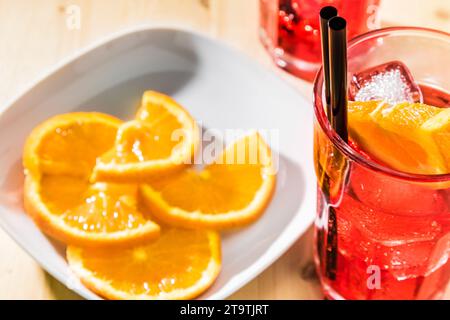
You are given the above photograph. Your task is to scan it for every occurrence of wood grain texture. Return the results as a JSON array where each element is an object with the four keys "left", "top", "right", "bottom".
[{"left": 0, "top": 0, "right": 449, "bottom": 300}]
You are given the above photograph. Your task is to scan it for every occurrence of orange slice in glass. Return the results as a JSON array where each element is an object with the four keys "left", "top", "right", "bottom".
[{"left": 348, "top": 101, "right": 449, "bottom": 175}]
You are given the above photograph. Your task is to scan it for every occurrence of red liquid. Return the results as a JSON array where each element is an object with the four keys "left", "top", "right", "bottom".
[
  {"left": 260, "top": 0, "right": 380, "bottom": 80},
  {"left": 316, "top": 86, "right": 450, "bottom": 300}
]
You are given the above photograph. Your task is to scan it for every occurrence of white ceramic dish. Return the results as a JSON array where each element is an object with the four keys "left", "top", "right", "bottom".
[{"left": 0, "top": 27, "right": 315, "bottom": 300}]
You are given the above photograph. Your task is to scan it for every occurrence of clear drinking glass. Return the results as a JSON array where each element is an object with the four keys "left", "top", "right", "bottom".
[
  {"left": 259, "top": 0, "right": 381, "bottom": 81},
  {"left": 313, "top": 27, "right": 450, "bottom": 300}
]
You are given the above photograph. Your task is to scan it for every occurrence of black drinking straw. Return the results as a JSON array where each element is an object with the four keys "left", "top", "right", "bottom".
[
  {"left": 319, "top": 6, "right": 338, "bottom": 121},
  {"left": 318, "top": 12, "right": 349, "bottom": 281},
  {"left": 328, "top": 16, "right": 348, "bottom": 142}
]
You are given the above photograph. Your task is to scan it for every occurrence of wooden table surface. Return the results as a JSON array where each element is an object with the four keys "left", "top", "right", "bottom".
[{"left": 0, "top": 0, "right": 449, "bottom": 300}]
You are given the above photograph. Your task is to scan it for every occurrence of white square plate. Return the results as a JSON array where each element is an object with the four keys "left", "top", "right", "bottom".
[{"left": 0, "top": 27, "right": 315, "bottom": 299}]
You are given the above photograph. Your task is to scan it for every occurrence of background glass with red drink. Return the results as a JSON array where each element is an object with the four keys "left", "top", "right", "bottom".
[{"left": 260, "top": 0, "right": 381, "bottom": 81}]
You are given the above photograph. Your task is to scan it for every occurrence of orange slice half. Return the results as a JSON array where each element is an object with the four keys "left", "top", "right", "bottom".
[
  {"left": 23, "top": 112, "right": 121, "bottom": 177},
  {"left": 348, "top": 101, "right": 449, "bottom": 175},
  {"left": 67, "top": 228, "right": 221, "bottom": 300},
  {"left": 140, "top": 132, "right": 276, "bottom": 229},
  {"left": 92, "top": 91, "right": 199, "bottom": 182}
]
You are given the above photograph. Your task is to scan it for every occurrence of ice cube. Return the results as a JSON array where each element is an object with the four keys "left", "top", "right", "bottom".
[
  {"left": 369, "top": 273, "right": 418, "bottom": 300},
  {"left": 349, "top": 61, "right": 423, "bottom": 105},
  {"left": 376, "top": 241, "right": 436, "bottom": 280},
  {"left": 338, "top": 188, "right": 443, "bottom": 246},
  {"left": 350, "top": 165, "right": 448, "bottom": 216},
  {"left": 373, "top": 234, "right": 450, "bottom": 291}
]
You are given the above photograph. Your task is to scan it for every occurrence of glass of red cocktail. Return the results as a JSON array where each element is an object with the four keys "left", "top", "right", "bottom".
[{"left": 313, "top": 27, "right": 450, "bottom": 300}]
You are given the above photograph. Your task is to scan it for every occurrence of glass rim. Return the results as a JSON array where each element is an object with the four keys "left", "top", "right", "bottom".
[{"left": 313, "top": 26, "right": 450, "bottom": 183}]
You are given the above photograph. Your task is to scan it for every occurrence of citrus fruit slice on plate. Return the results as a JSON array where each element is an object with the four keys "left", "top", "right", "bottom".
[
  {"left": 348, "top": 101, "right": 449, "bottom": 175},
  {"left": 23, "top": 112, "right": 121, "bottom": 177},
  {"left": 92, "top": 91, "right": 199, "bottom": 182},
  {"left": 23, "top": 112, "right": 160, "bottom": 246},
  {"left": 24, "top": 176, "right": 160, "bottom": 246},
  {"left": 67, "top": 228, "right": 221, "bottom": 300},
  {"left": 140, "top": 132, "right": 276, "bottom": 229}
]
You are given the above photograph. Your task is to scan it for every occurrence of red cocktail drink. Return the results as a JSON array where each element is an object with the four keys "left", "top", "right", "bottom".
[
  {"left": 313, "top": 28, "right": 450, "bottom": 300},
  {"left": 260, "top": 0, "right": 380, "bottom": 81}
]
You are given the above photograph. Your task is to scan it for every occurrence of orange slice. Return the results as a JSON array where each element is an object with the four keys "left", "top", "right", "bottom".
[
  {"left": 23, "top": 112, "right": 121, "bottom": 177},
  {"left": 348, "top": 101, "right": 449, "bottom": 174},
  {"left": 420, "top": 108, "right": 450, "bottom": 170},
  {"left": 140, "top": 132, "right": 276, "bottom": 229},
  {"left": 66, "top": 228, "right": 221, "bottom": 300},
  {"left": 23, "top": 113, "right": 160, "bottom": 246},
  {"left": 25, "top": 176, "right": 160, "bottom": 246},
  {"left": 92, "top": 91, "right": 199, "bottom": 182}
]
